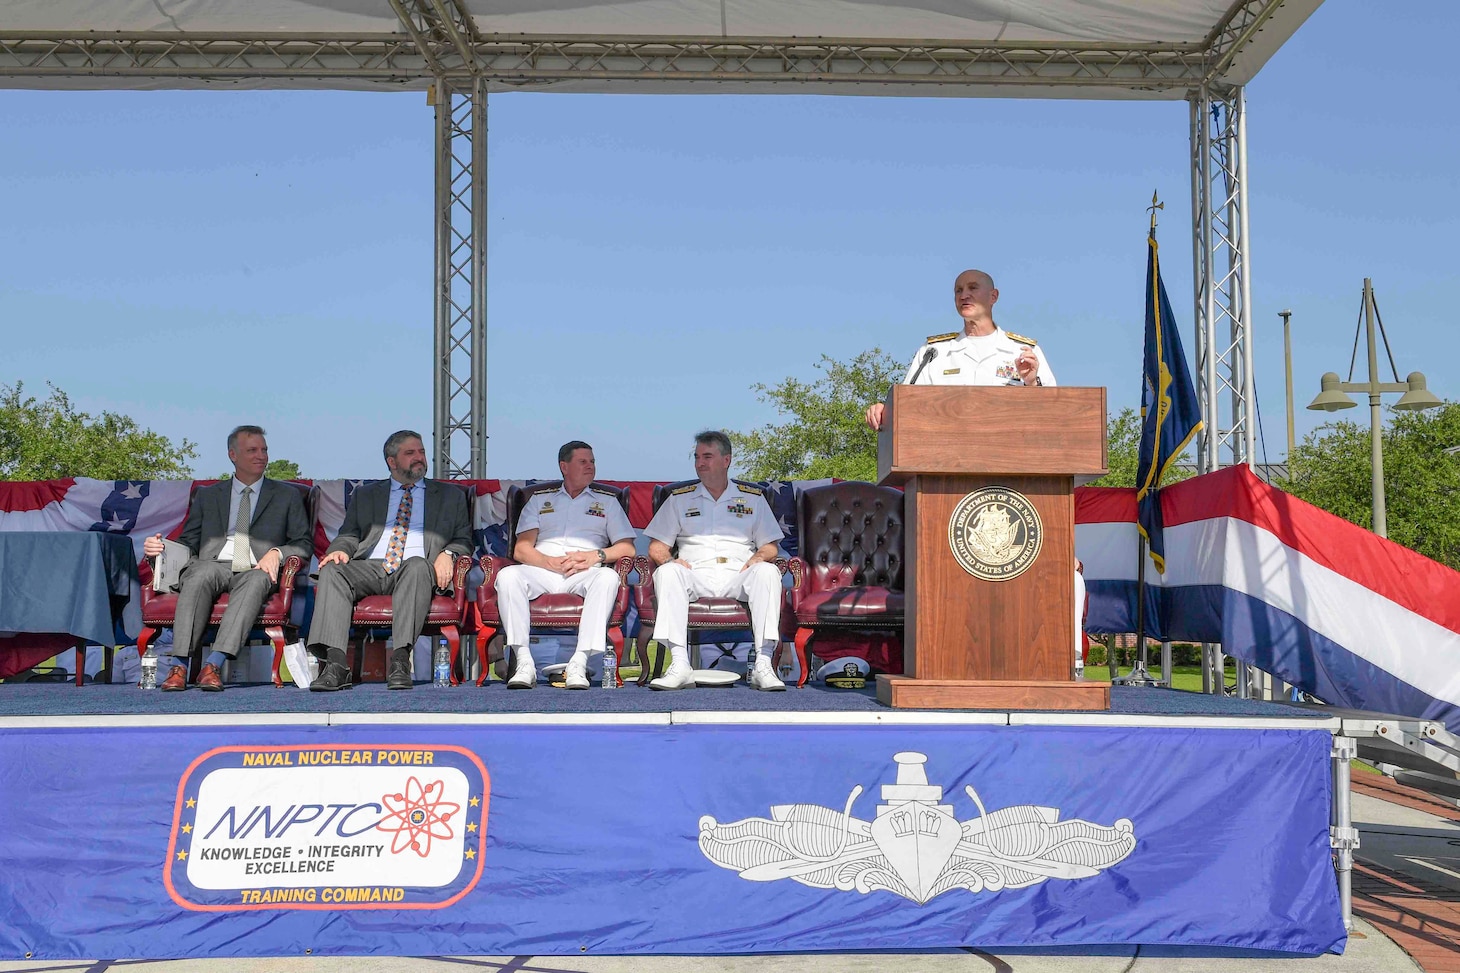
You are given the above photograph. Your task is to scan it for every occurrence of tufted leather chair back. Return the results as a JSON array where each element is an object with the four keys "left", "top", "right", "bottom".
[
  {"left": 505, "top": 481, "right": 630, "bottom": 556},
  {"left": 650, "top": 479, "right": 696, "bottom": 515},
  {"left": 798, "top": 482, "right": 904, "bottom": 592}
]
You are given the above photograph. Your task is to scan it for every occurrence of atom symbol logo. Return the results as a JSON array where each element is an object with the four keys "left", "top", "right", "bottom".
[{"left": 377, "top": 777, "right": 460, "bottom": 857}]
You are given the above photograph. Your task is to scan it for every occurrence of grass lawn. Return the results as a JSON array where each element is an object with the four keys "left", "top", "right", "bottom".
[
  {"left": 614, "top": 645, "right": 1295, "bottom": 705},
  {"left": 1092, "top": 664, "right": 1221, "bottom": 693},
  {"left": 1089, "top": 663, "right": 1309, "bottom": 696}
]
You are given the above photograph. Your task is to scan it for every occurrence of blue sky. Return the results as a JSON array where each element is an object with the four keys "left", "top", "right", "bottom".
[{"left": 3, "top": 1, "right": 1456, "bottom": 481}]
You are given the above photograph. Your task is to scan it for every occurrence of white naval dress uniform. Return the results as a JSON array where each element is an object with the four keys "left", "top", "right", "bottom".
[
  {"left": 644, "top": 481, "right": 784, "bottom": 652},
  {"left": 899, "top": 325, "right": 1082, "bottom": 658},
  {"left": 495, "top": 484, "right": 636, "bottom": 659},
  {"left": 902, "top": 327, "right": 1057, "bottom": 387}
]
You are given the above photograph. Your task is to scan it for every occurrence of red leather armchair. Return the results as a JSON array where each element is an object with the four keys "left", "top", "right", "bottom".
[
  {"left": 632, "top": 479, "right": 788, "bottom": 685},
  {"left": 475, "top": 481, "right": 635, "bottom": 686},
  {"left": 137, "top": 480, "right": 314, "bottom": 688},
  {"left": 785, "top": 482, "right": 905, "bottom": 687},
  {"left": 312, "top": 482, "right": 477, "bottom": 686}
]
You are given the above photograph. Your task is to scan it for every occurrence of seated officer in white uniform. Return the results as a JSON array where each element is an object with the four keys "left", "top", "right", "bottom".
[
  {"left": 865, "top": 267, "right": 1084, "bottom": 664},
  {"left": 497, "top": 441, "right": 638, "bottom": 690},
  {"left": 643, "top": 430, "right": 786, "bottom": 692}
]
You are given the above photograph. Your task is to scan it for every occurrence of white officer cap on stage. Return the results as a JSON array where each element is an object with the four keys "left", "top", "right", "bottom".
[{"left": 815, "top": 656, "right": 870, "bottom": 688}]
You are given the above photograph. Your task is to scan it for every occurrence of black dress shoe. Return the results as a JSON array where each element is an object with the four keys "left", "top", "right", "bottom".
[
  {"left": 310, "top": 661, "right": 353, "bottom": 692},
  {"left": 386, "top": 659, "right": 414, "bottom": 690}
]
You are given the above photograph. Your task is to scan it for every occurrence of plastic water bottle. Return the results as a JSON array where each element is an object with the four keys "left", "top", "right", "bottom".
[
  {"left": 601, "top": 645, "right": 618, "bottom": 689},
  {"left": 745, "top": 644, "right": 758, "bottom": 683},
  {"left": 433, "top": 643, "right": 451, "bottom": 687},
  {"left": 139, "top": 649, "right": 157, "bottom": 690}
]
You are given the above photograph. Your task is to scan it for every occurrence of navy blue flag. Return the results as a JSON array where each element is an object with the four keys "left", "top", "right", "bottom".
[{"left": 1136, "top": 228, "right": 1203, "bottom": 573}]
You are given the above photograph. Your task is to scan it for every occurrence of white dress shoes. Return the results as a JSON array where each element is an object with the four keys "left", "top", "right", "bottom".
[
  {"left": 649, "top": 660, "right": 696, "bottom": 691},
  {"left": 563, "top": 657, "right": 590, "bottom": 690},
  {"left": 507, "top": 656, "right": 537, "bottom": 689},
  {"left": 749, "top": 662, "right": 787, "bottom": 692}
]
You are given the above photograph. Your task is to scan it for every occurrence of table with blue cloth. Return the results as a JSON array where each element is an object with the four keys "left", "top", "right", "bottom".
[{"left": 0, "top": 531, "right": 141, "bottom": 684}]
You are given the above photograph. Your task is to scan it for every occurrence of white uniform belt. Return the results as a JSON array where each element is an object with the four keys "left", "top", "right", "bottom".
[{"left": 689, "top": 556, "right": 737, "bottom": 568}]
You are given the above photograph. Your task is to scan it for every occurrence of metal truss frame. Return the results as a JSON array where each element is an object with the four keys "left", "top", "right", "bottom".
[
  {"left": 0, "top": 35, "right": 1216, "bottom": 91},
  {"left": 431, "top": 76, "right": 487, "bottom": 478},
  {"left": 1189, "top": 84, "right": 1256, "bottom": 698},
  {"left": 1189, "top": 84, "right": 1256, "bottom": 474},
  {"left": 0, "top": 0, "right": 1285, "bottom": 476},
  {"left": 417, "top": 0, "right": 488, "bottom": 477},
  {"left": 0, "top": 0, "right": 1284, "bottom": 92}
]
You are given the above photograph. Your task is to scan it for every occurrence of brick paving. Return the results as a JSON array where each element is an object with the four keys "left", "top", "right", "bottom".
[
  {"left": 1353, "top": 859, "right": 1460, "bottom": 972},
  {"left": 1352, "top": 774, "right": 1460, "bottom": 971},
  {"left": 1354, "top": 773, "right": 1460, "bottom": 824}
]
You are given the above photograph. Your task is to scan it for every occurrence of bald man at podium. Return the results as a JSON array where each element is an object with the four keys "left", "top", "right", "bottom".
[
  {"left": 865, "top": 268, "right": 1085, "bottom": 667},
  {"left": 865, "top": 269, "right": 1056, "bottom": 431}
]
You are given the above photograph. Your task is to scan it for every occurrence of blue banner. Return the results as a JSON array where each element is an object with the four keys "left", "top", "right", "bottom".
[{"left": 0, "top": 722, "right": 1344, "bottom": 958}]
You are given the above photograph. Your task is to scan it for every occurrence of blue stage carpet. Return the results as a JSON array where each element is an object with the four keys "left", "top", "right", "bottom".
[{"left": 0, "top": 680, "right": 1328, "bottom": 719}]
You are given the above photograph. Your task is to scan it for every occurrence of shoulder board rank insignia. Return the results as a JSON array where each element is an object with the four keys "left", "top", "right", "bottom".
[
  {"left": 1005, "top": 331, "right": 1037, "bottom": 346},
  {"left": 735, "top": 482, "right": 764, "bottom": 496},
  {"left": 925, "top": 331, "right": 960, "bottom": 344},
  {"left": 588, "top": 484, "right": 617, "bottom": 497},
  {"left": 670, "top": 484, "right": 697, "bottom": 496}
]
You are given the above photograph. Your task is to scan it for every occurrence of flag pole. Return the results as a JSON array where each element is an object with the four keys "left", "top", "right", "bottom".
[
  {"left": 1134, "top": 532, "right": 1148, "bottom": 681},
  {"left": 1123, "top": 192, "right": 1166, "bottom": 688},
  {"left": 1125, "top": 520, "right": 1158, "bottom": 685},
  {"left": 1136, "top": 195, "right": 1158, "bottom": 680}
]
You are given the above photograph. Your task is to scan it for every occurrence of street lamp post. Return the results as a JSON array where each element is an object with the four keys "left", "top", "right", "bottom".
[{"left": 1306, "top": 278, "right": 1442, "bottom": 538}]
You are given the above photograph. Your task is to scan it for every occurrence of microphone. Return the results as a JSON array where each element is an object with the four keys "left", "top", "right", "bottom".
[{"left": 907, "top": 346, "right": 939, "bottom": 385}]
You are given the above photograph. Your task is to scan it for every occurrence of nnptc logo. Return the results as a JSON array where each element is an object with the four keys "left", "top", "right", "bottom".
[{"left": 165, "top": 745, "right": 488, "bottom": 912}]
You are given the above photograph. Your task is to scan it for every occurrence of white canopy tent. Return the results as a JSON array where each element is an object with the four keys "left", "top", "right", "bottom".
[
  {"left": 0, "top": 0, "right": 1323, "bottom": 473},
  {"left": 0, "top": 0, "right": 1293, "bottom": 43}
]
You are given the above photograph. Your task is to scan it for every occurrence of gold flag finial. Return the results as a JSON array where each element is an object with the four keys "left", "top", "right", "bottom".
[{"left": 1148, "top": 190, "right": 1164, "bottom": 232}]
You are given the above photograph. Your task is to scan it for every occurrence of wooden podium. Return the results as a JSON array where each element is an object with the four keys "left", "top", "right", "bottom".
[{"left": 875, "top": 385, "right": 1111, "bottom": 710}]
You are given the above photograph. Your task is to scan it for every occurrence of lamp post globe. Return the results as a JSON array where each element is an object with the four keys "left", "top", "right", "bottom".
[
  {"left": 1393, "top": 372, "right": 1443, "bottom": 412},
  {"left": 1306, "top": 373, "right": 1357, "bottom": 412}
]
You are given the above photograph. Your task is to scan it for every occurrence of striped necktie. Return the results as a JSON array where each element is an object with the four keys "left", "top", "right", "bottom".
[
  {"left": 383, "top": 485, "right": 413, "bottom": 575},
  {"left": 231, "top": 486, "right": 253, "bottom": 572}
]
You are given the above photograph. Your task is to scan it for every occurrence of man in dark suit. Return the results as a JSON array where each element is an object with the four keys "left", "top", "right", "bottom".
[
  {"left": 306, "top": 429, "right": 474, "bottom": 691},
  {"left": 142, "top": 425, "right": 312, "bottom": 692}
]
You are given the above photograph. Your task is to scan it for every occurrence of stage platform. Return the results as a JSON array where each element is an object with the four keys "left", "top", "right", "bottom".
[
  {"left": 0, "top": 680, "right": 1335, "bottom": 721},
  {"left": 0, "top": 683, "right": 1349, "bottom": 961}
]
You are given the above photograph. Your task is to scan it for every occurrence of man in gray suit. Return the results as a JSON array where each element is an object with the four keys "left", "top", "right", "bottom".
[
  {"left": 142, "top": 425, "right": 312, "bottom": 692},
  {"left": 306, "top": 429, "right": 474, "bottom": 691}
]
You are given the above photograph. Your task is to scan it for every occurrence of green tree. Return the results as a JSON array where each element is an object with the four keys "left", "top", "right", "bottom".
[
  {"left": 729, "top": 349, "right": 905, "bottom": 481},
  {"left": 217, "top": 459, "right": 304, "bottom": 481},
  {"left": 0, "top": 381, "right": 197, "bottom": 480},
  {"left": 1279, "top": 402, "right": 1460, "bottom": 569},
  {"left": 1084, "top": 407, "right": 1196, "bottom": 489}
]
